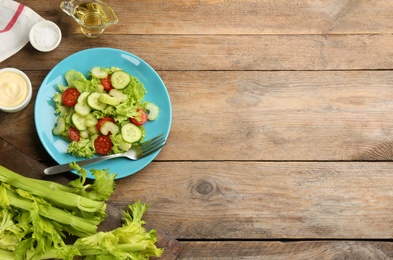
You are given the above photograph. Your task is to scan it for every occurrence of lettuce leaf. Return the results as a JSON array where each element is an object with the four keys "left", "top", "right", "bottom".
[{"left": 67, "top": 139, "right": 96, "bottom": 158}]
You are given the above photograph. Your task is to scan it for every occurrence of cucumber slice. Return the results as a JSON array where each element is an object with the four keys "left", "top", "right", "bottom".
[
  {"left": 85, "top": 113, "right": 98, "bottom": 127},
  {"left": 111, "top": 71, "right": 131, "bottom": 89},
  {"left": 145, "top": 102, "right": 159, "bottom": 120},
  {"left": 74, "top": 92, "right": 91, "bottom": 116},
  {"left": 87, "top": 92, "right": 107, "bottom": 111},
  {"left": 71, "top": 112, "right": 87, "bottom": 130},
  {"left": 109, "top": 89, "right": 128, "bottom": 103},
  {"left": 100, "top": 121, "right": 119, "bottom": 135},
  {"left": 75, "top": 103, "right": 91, "bottom": 116},
  {"left": 118, "top": 141, "right": 132, "bottom": 151},
  {"left": 91, "top": 67, "right": 108, "bottom": 79},
  {"left": 80, "top": 130, "right": 89, "bottom": 139},
  {"left": 99, "top": 93, "right": 119, "bottom": 106},
  {"left": 96, "top": 84, "right": 105, "bottom": 93},
  {"left": 121, "top": 123, "right": 142, "bottom": 143},
  {"left": 77, "top": 91, "right": 90, "bottom": 103},
  {"left": 52, "top": 117, "right": 66, "bottom": 135},
  {"left": 75, "top": 96, "right": 90, "bottom": 115}
]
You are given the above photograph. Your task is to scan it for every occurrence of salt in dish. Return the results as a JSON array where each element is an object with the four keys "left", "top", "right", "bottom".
[{"left": 29, "top": 20, "right": 62, "bottom": 52}]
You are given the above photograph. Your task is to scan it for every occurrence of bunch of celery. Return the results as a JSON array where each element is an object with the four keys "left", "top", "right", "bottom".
[{"left": 0, "top": 163, "right": 163, "bottom": 259}]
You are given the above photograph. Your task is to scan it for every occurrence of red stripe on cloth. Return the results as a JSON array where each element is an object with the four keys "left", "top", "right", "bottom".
[{"left": 0, "top": 4, "right": 25, "bottom": 33}]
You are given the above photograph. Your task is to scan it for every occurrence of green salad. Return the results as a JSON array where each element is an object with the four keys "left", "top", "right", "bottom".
[{"left": 51, "top": 66, "right": 159, "bottom": 158}]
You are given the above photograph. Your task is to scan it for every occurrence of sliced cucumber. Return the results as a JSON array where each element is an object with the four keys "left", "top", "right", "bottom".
[
  {"left": 77, "top": 91, "right": 90, "bottom": 103},
  {"left": 121, "top": 123, "right": 142, "bottom": 143},
  {"left": 109, "top": 89, "right": 128, "bottom": 103},
  {"left": 75, "top": 103, "right": 91, "bottom": 116},
  {"left": 100, "top": 121, "right": 119, "bottom": 135},
  {"left": 85, "top": 113, "right": 98, "bottom": 127},
  {"left": 80, "top": 130, "right": 89, "bottom": 139},
  {"left": 111, "top": 71, "right": 131, "bottom": 89},
  {"left": 145, "top": 102, "right": 159, "bottom": 120},
  {"left": 74, "top": 92, "right": 91, "bottom": 116},
  {"left": 96, "top": 84, "right": 105, "bottom": 93},
  {"left": 118, "top": 141, "right": 132, "bottom": 151},
  {"left": 87, "top": 92, "right": 107, "bottom": 111},
  {"left": 91, "top": 67, "right": 108, "bottom": 79},
  {"left": 99, "top": 93, "right": 119, "bottom": 106},
  {"left": 52, "top": 117, "right": 66, "bottom": 135},
  {"left": 71, "top": 112, "right": 87, "bottom": 131}
]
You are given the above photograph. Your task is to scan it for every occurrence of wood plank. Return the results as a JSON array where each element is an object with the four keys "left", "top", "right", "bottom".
[
  {"left": 160, "top": 70, "right": 393, "bottom": 161},
  {"left": 2, "top": 70, "right": 393, "bottom": 162},
  {"left": 3, "top": 34, "right": 393, "bottom": 71},
  {"left": 178, "top": 241, "right": 393, "bottom": 259},
  {"left": 18, "top": 0, "right": 393, "bottom": 34},
  {"left": 109, "top": 161, "right": 393, "bottom": 239}
]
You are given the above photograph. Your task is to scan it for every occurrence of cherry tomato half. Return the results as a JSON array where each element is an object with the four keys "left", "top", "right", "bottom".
[
  {"left": 94, "top": 135, "right": 112, "bottom": 155},
  {"left": 129, "top": 109, "right": 148, "bottom": 126},
  {"left": 62, "top": 87, "right": 80, "bottom": 107},
  {"left": 101, "top": 75, "right": 113, "bottom": 92},
  {"left": 97, "top": 117, "right": 116, "bottom": 132},
  {"left": 68, "top": 127, "right": 81, "bottom": 142}
]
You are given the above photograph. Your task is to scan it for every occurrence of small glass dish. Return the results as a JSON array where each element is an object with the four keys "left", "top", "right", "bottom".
[
  {"left": 60, "top": 0, "right": 118, "bottom": 38},
  {"left": 0, "top": 68, "right": 33, "bottom": 113},
  {"left": 29, "top": 20, "right": 62, "bottom": 52}
]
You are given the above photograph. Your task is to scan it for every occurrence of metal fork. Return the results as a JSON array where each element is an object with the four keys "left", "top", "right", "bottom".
[{"left": 44, "top": 134, "right": 166, "bottom": 175}]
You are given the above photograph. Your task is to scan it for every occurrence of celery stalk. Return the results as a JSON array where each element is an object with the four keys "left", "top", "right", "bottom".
[
  {"left": 22, "top": 242, "right": 149, "bottom": 259},
  {"left": 5, "top": 189, "right": 97, "bottom": 237},
  {"left": 0, "top": 166, "right": 105, "bottom": 214},
  {"left": 27, "top": 178, "right": 75, "bottom": 193},
  {"left": 0, "top": 200, "right": 164, "bottom": 259},
  {"left": 0, "top": 166, "right": 162, "bottom": 259},
  {"left": 0, "top": 248, "right": 14, "bottom": 260}
]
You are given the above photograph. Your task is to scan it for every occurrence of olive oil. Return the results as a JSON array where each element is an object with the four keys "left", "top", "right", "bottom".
[
  {"left": 60, "top": 0, "right": 118, "bottom": 38},
  {"left": 74, "top": 2, "right": 109, "bottom": 27}
]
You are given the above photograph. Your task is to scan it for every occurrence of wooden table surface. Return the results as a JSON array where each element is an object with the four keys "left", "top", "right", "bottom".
[{"left": 2, "top": 0, "right": 393, "bottom": 259}]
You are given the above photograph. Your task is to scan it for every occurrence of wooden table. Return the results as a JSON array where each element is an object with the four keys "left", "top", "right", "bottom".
[{"left": 2, "top": 0, "right": 393, "bottom": 259}]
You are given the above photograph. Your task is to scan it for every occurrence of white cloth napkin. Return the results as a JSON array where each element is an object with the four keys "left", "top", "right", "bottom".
[{"left": 0, "top": 0, "right": 43, "bottom": 63}]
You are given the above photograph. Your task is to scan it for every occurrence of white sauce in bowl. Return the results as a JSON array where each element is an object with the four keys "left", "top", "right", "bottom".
[
  {"left": 0, "top": 68, "right": 32, "bottom": 113},
  {"left": 0, "top": 71, "right": 28, "bottom": 107}
]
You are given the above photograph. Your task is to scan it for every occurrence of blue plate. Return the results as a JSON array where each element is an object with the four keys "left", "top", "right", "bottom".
[{"left": 34, "top": 48, "right": 172, "bottom": 179}]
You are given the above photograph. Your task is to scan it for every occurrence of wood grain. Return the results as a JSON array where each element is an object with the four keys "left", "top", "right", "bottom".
[
  {"left": 3, "top": 34, "right": 393, "bottom": 71},
  {"left": 109, "top": 161, "right": 393, "bottom": 239},
  {"left": 178, "top": 241, "right": 393, "bottom": 259},
  {"left": 18, "top": 0, "right": 393, "bottom": 34}
]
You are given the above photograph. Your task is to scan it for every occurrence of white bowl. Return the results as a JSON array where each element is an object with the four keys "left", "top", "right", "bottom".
[
  {"left": 0, "top": 68, "right": 33, "bottom": 113},
  {"left": 29, "top": 20, "right": 62, "bottom": 52}
]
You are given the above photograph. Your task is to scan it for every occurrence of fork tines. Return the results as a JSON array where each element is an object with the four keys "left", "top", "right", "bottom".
[{"left": 140, "top": 134, "right": 166, "bottom": 155}]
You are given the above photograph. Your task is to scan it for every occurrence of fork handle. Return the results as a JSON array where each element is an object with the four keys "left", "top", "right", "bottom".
[{"left": 44, "top": 153, "right": 120, "bottom": 175}]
